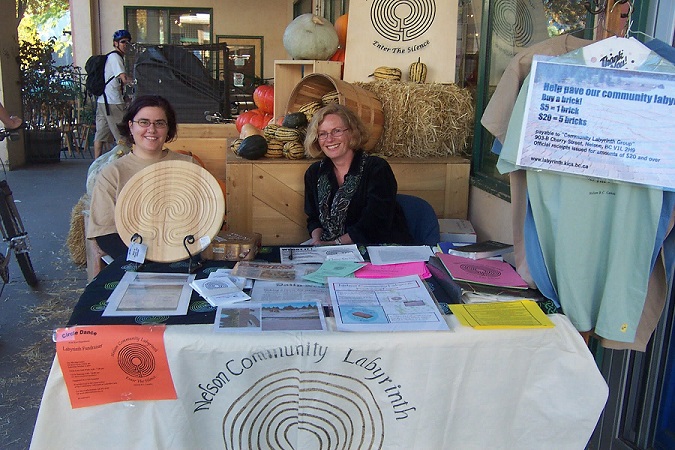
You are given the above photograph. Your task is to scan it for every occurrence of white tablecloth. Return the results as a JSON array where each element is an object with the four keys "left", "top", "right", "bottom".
[{"left": 31, "top": 314, "right": 607, "bottom": 450}]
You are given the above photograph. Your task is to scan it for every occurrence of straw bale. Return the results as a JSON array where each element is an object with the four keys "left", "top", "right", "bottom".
[
  {"left": 66, "top": 194, "right": 89, "bottom": 266},
  {"left": 355, "top": 81, "right": 474, "bottom": 158}
]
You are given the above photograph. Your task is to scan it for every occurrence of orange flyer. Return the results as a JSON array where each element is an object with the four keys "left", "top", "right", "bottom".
[{"left": 55, "top": 325, "right": 177, "bottom": 408}]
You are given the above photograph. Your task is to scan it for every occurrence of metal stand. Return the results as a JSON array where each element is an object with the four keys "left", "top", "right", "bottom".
[{"left": 183, "top": 235, "right": 203, "bottom": 273}]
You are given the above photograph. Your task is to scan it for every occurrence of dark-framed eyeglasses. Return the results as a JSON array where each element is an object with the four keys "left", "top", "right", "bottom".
[
  {"left": 118, "top": 39, "right": 131, "bottom": 45},
  {"left": 318, "top": 128, "right": 349, "bottom": 141},
  {"left": 132, "top": 119, "right": 168, "bottom": 129}
]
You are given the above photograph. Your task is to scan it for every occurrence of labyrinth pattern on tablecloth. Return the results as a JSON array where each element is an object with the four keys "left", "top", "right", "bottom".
[
  {"left": 222, "top": 369, "right": 384, "bottom": 449},
  {"left": 370, "top": 0, "right": 436, "bottom": 42},
  {"left": 117, "top": 343, "right": 156, "bottom": 378},
  {"left": 492, "top": 0, "right": 535, "bottom": 47}
]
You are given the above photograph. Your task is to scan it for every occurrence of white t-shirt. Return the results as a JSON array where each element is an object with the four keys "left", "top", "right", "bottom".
[{"left": 97, "top": 51, "right": 126, "bottom": 105}]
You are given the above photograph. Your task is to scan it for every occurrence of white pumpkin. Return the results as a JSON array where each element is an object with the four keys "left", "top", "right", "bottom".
[{"left": 283, "top": 14, "right": 339, "bottom": 60}]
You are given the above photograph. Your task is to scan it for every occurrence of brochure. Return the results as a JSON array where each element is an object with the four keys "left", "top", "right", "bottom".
[
  {"left": 250, "top": 280, "right": 332, "bottom": 307},
  {"left": 279, "top": 244, "right": 364, "bottom": 264},
  {"left": 449, "top": 300, "right": 555, "bottom": 329},
  {"left": 102, "top": 272, "right": 195, "bottom": 316},
  {"left": 366, "top": 245, "right": 434, "bottom": 265},
  {"left": 231, "top": 261, "right": 320, "bottom": 282},
  {"left": 327, "top": 275, "right": 450, "bottom": 332},
  {"left": 214, "top": 301, "right": 327, "bottom": 332},
  {"left": 436, "top": 252, "right": 528, "bottom": 289},
  {"left": 302, "top": 260, "right": 365, "bottom": 284}
]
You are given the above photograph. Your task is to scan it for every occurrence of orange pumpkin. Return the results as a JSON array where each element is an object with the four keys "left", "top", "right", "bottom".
[
  {"left": 334, "top": 14, "right": 348, "bottom": 48},
  {"left": 235, "top": 109, "right": 272, "bottom": 132},
  {"left": 253, "top": 85, "right": 274, "bottom": 114},
  {"left": 248, "top": 109, "right": 273, "bottom": 130},
  {"left": 330, "top": 48, "right": 346, "bottom": 77},
  {"left": 330, "top": 47, "right": 345, "bottom": 63}
]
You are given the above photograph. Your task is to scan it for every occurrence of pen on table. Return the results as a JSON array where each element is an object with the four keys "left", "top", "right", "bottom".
[{"left": 288, "top": 249, "right": 293, "bottom": 261}]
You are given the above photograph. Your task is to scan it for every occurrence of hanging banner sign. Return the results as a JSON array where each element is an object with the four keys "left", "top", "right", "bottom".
[
  {"left": 517, "top": 57, "right": 675, "bottom": 190},
  {"left": 343, "top": 0, "right": 458, "bottom": 83}
]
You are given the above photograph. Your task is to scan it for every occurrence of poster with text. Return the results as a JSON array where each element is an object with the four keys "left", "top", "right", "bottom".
[
  {"left": 55, "top": 325, "right": 176, "bottom": 408},
  {"left": 517, "top": 58, "right": 675, "bottom": 190}
]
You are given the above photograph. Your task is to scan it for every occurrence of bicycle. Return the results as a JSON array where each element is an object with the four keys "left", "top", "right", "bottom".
[{"left": 0, "top": 127, "right": 38, "bottom": 288}]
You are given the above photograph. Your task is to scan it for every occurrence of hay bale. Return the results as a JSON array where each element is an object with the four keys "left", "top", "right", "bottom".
[
  {"left": 355, "top": 81, "right": 474, "bottom": 158},
  {"left": 66, "top": 194, "right": 89, "bottom": 266}
]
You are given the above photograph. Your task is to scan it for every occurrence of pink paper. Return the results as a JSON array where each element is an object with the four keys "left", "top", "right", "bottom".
[
  {"left": 355, "top": 261, "right": 431, "bottom": 279},
  {"left": 435, "top": 252, "right": 528, "bottom": 289}
]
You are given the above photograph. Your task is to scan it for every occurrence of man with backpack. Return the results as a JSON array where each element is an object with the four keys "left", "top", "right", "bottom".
[{"left": 92, "top": 30, "right": 133, "bottom": 158}]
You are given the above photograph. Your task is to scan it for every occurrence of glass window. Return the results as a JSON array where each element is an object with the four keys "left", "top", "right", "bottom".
[
  {"left": 294, "top": 0, "right": 312, "bottom": 17},
  {"left": 321, "top": 0, "right": 349, "bottom": 21},
  {"left": 467, "top": 0, "right": 589, "bottom": 196},
  {"left": 125, "top": 7, "right": 212, "bottom": 45}
]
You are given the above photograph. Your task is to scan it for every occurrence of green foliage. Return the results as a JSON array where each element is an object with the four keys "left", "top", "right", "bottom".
[
  {"left": 19, "top": 14, "right": 71, "bottom": 58},
  {"left": 19, "top": 34, "right": 81, "bottom": 131},
  {"left": 16, "top": 0, "right": 69, "bottom": 22}
]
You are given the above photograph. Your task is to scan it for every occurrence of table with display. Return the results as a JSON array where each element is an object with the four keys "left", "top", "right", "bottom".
[{"left": 30, "top": 251, "right": 608, "bottom": 450}]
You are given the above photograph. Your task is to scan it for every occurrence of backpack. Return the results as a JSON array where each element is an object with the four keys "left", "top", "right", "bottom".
[{"left": 84, "top": 51, "right": 120, "bottom": 97}]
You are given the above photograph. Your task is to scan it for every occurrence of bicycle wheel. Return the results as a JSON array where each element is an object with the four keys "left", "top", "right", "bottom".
[
  {"left": 16, "top": 251, "right": 38, "bottom": 286},
  {"left": 0, "top": 180, "right": 38, "bottom": 286}
]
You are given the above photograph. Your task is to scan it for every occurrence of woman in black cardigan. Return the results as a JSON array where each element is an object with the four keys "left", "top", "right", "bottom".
[{"left": 304, "top": 104, "right": 413, "bottom": 246}]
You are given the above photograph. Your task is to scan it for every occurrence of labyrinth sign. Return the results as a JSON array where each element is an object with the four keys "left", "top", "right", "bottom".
[{"left": 343, "top": 0, "right": 458, "bottom": 83}]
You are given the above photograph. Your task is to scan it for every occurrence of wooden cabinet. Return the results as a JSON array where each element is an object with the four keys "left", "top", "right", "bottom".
[
  {"left": 273, "top": 60, "right": 343, "bottom": 118},
  {"left": 226, "top": 153, "right": 470, "bottom": 245}
]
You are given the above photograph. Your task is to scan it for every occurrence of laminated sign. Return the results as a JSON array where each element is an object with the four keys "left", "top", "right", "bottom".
[{"left": 343, "top": 0, "right": 458, "bottom": 83}]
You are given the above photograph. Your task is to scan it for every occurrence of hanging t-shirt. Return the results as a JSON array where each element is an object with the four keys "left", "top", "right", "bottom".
[
  {"left": 497, "top": 38, "right": 675, "bottom": 343},
  {"left": 481, "top": 35, "right": 593, "bottom": 289}
]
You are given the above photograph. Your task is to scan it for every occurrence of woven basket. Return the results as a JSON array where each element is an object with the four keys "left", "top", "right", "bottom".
[{"left": 286, "top": 73, "right": 384, "bottom": 151}]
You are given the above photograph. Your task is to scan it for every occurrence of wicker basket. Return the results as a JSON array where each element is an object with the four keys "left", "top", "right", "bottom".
[{"left": 285, "top": 73, "right": 384, "bottom": 151}]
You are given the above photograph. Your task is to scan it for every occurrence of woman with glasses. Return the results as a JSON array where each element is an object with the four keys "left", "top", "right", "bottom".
[
  {"left": 304, "top": 104, "right": 413, "bottom": 246},
  {"left": 87, "top": 95, "right": 194, "bottom": 259}
]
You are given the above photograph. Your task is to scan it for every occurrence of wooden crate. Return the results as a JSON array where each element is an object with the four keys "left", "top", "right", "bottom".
[
  {"left": 226, "top": 153, "right": 470, "bottom": 245},
  {"left": 165, "top": 123, "right": 238, "bottom": 180},
  {"left": 273, "top": 60, "right": 343, "bottom": 118}
]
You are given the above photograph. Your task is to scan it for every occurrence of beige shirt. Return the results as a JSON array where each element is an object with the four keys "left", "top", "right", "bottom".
[
  {"left": 481, "top": 34, "right": 591, "bottom": 144},
  {"left": 87, "top": 150, "right": 193, "bottom": 238}
]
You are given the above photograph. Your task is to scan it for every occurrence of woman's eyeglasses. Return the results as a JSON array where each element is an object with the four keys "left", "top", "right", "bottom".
[
  {"left": 132, "top": 119, "right": 168, "bottom": 129},
  {"left": 318, "top": 128, "right": 349, "bottom": 141}
]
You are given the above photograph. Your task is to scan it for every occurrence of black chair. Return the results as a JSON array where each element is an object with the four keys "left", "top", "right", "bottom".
[{"left": 396, "top": 194, "right": 440, "bottom": 246}]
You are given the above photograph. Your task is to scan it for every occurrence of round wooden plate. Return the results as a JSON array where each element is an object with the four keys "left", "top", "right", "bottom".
[{"left": 115, "top": 160, "right": 225, "bottom": 263}]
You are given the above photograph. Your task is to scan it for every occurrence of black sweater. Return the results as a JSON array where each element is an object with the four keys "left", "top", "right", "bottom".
[{"left": 304, "top": 151, "right": 413, "bottom": 245}]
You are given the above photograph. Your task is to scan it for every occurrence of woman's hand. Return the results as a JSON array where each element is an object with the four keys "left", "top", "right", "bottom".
[{"left": 308, "top": 228, "right": 324, "bottom": 246}]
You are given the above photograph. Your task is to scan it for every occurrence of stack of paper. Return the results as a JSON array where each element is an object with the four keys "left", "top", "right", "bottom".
[
  {"left": 427, "top": 256, "right": 544, "bottom": 304},
  {"left": 441, "top": 240, "right": 514, "bottom": 260},
  {"left": 190, "top": 270, "right": 250, "bottom": 307},
  {"left": 438, "top": 218, "right": 477, "bottom": 243}
]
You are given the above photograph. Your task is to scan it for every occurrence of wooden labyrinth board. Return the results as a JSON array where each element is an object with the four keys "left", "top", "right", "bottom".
[{"left": 115, "top": 160, "right": 225, "bottom": 263}]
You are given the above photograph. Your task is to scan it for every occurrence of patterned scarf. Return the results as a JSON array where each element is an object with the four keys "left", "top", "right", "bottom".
[{"left": 318, "top": 153, "right": 368, "bottom": 241}]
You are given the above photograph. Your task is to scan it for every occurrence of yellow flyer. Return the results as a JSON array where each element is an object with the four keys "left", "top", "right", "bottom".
[
  {"left": 449, "top": 300, "right": 555, "bottom": 329},
  {"left": 55, "top": 325, "right": 176, "bottom": 408}
]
